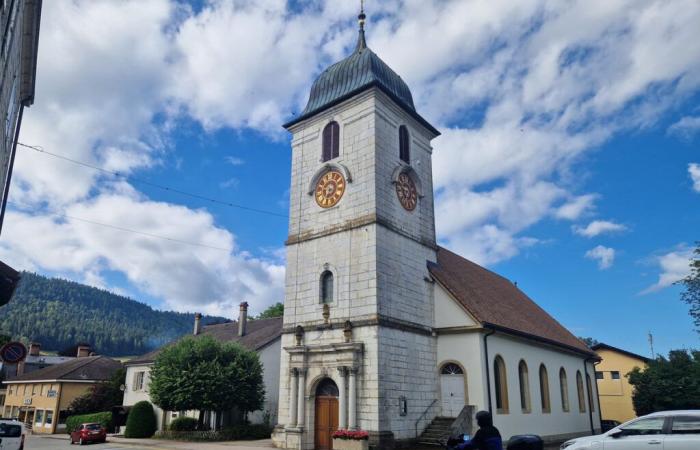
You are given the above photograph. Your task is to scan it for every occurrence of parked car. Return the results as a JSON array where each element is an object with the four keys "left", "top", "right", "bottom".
[
  {"left": 70, "top": 423, "right": 107, "bottom": 445},
  {"left": 561, "top": 410, "right": 700, "bottom": 449},
  {"left": 0, "top": 419, "right": 25, "bottom": 450},
  {"left": 600, "top": 419, "right": 621, "bottom": 433}
]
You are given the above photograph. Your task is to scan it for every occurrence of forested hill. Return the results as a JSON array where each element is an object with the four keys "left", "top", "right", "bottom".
[{"left": 0, "top": 272, "right": 229, "bottom": 356}]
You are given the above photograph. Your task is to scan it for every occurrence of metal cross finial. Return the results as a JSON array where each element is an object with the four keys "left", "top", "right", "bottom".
[{"left": 358, "top": 0, "right": 366, "bottom": 30}]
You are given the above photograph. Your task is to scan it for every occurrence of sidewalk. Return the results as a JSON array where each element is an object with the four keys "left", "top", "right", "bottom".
[{"left": 38, "top": 433, "right": 275, "bottom": 450}]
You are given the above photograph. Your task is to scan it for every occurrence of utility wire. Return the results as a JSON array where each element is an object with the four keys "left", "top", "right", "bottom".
[
  {"left": 15, "top": 142, "right": 288, "bottom": 218},
  {"left": 8, "top": 201, "right": 232, "bottom": 252}
]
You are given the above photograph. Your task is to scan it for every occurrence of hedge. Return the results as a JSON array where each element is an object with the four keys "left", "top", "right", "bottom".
[
  {"left": 168, "top": 417, "right": 198, "bottom": 431},
  {"left": 154, "top": 423, "right": 272, "bottom": 441},
  {"left": 65, "top": 412, "right": 113, "bottom": 434},
  {"left": 124, "top": 401, "right": 157, "bottom": 438}
]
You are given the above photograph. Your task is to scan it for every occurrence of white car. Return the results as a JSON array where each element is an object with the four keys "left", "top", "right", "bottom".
[
  {"left": 561, "top": 410, "right": 700, "bottom": 449},
  {"left": 0, "top": 419, "right": 25, "bottom": 450}
]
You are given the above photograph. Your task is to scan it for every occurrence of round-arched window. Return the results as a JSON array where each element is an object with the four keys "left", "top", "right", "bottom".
[
  {"left": 320, "top": 270, "right": 334, "bottom": 304},
  {"left": 316, "top": 378, "right": 339, "bottom": 397},
  {"left": 441, "top": 363, "right": 464, "bottom": 375},
  {"left": 322, "top": 121, "right": 340, "bottom": 162}
]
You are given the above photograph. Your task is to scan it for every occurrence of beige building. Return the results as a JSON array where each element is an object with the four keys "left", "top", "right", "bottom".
[
  {"left": 592, "top": 343, "right": 649, "bottom": 424},
  {"left": 2, "top": 355, "right": 122, "bottom": 433}
]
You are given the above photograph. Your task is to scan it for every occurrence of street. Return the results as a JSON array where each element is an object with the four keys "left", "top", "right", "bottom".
[
  {"left": 24, "top": 434, "right": 277, "bottom": 450},
  {"left": 25, "top": 435, "right": 146, "bottom": 450}
]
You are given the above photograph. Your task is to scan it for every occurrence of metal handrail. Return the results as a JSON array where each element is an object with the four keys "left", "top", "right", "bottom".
[{"left": 415, "top": 398, "right": 438, "bottom": 438}]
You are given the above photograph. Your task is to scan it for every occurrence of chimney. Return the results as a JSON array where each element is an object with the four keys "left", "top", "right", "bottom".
[
  {"left": 238, "top": 302, "right": 248, "bottom": 337},
  {"left": 29, "top": 342, "right": 41, "bottom": 356},
  {"left": 76, "top": 344, "right": 91, "bottom": 358},
  {"left": 193, "top": 313, "right": 202, "bottom": 335}
]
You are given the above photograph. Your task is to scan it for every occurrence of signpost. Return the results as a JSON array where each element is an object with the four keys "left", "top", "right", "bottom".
[{"left": 0, "top": 341, "right": 27, "bottom": 363}]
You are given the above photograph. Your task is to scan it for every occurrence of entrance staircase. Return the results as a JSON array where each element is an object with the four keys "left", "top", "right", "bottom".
[{"left": 417, "top": 416, "right": 454, "bottom": 447}]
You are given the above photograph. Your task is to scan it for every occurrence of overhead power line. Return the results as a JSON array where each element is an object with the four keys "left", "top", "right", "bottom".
[
  {"left": 15, "top": 142, "right": 288, "bottom": 218},
  {"left": 7, "top": 201, "right": 232, "bottom": 252}
]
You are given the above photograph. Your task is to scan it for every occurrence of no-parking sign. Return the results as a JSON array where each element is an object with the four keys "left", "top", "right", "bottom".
[{"left": 0, "top": 341, "right": 27, "bottom": 363}]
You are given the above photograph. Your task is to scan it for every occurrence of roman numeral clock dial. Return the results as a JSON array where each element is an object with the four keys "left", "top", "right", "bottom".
[
  {"left": 395, "top": 172, "right": 418, "bottom": 211},
  {"left": 315, "top": 170, "right": 346, "bottom": 208}
]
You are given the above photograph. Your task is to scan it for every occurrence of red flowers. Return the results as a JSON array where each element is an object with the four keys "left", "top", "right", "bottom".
[{"left": 332, "top": 429, "right": 369, "bottom": 440}]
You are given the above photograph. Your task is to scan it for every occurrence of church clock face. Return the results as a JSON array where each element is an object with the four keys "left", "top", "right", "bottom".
[
  {"left": 315, "top": 170, "right": 346, "bottom": 208},
  {"left": 395, "top": 172, "right": 418, "bottom": 211}
]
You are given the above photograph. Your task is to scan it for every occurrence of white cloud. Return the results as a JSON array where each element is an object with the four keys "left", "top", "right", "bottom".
[
  {"left": 554, "top": 194, "right": 598, "bottom": 220},
  {"left": 689, "top": 163, "right": 700, "bottom": 192},
  {"left": 585, "top": 245, "right": 616, "bottom": 270},
  {"left": 641, "top": 247, "right": 693, "bottom": 294},
  {"left": 219, "top": 178, "right": 240, "bottom": 189},
  {"left": 668, "top": 116, "right": 700, "bottom": 140},
  {"left": 225, "top": 156, "right": 245, "bottom": 166},
  {"left": 574, "top": 220, "right": 627, "bottom": 238}
]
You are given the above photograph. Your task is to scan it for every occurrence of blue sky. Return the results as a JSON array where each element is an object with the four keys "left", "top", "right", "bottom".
[{"left": 1, "top": 0, "right": 698, "bottom": 358}]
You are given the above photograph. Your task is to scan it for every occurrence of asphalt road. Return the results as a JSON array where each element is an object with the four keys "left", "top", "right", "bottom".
[{"left": 25, "top": 435, "right": 150, "bottom": 450}]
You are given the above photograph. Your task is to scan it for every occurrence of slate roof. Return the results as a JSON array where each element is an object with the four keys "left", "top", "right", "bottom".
[
  {"left": 126, "top": 316, "right": 283, "bottom": 366},
  {"left": 591, "top": 343, "right": 650, "bottom": 363},
  {"left": 284, "top": 29, "right": 439, "bottom": 136},
  {"left": 4, "top": 356, "right": 122, "bottom": 383},
  {"left": 429, "top": 246, "right": 594, "bottom": 356}
]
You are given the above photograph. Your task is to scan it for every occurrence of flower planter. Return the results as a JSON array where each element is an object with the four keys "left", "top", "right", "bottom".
[{"left": 332, "top": 437, "right": 369, "bottom": 450}]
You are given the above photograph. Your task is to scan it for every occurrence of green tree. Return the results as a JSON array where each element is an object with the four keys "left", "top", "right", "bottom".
[
  {"left": 679, "top": 243, "right": 700, "bottom": 334},
  {"left": 0, "top": 333, "right": 11, "bottom": 348},
  {"left": 124, "top": 401, "right": 157, "bottom": 438},
  {"left": 578, "top": 337, "right": 600, "bottom": 348},
  {"left": 254, "top": 302, "right": 284, "bottom": 319},
  {"left": 68, "top": 368, "right": 126, "bottom": 415},
  {"left": 148, "top": 336, "right": 264, "bottom": 428},
  {"left": 627, "top": 349, "right": 700, "bottom": 416}
]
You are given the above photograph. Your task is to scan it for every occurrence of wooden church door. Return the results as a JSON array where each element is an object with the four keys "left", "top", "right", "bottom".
[{"left": 314, "top": 378, "right": 339, "bottom": 450}]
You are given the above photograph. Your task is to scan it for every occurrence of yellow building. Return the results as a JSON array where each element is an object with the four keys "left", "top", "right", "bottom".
[
  {"left": 2, "top": 356, "right": 122, "bottom": 434},
  {"left": 592, "top": 343, "right": 649, "bottom": 424}
]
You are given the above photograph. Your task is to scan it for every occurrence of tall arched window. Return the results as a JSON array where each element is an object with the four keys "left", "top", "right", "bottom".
[
  {"left": 399, "top": 125, "right": 410, "bottom": 163},
  {"left": 539, "top": 364, "right": 551, "bottom": 413},
  {"left": 322, "top": 121, "right": 340, "bottom": 162},
  {"left": 586, "top": 373, "right": 596, "bottom": 412},
  {"left": 320, "top": 271, "right": 334, "bottom": 304},
  {"left": 518, "top": 360, "right": 531, "bottom": 413},
  {"left": 494, "top": 356, "right": 509, "bottom": 414},
  {"left": 560, "top": 368, "right": 570, "bottom": 412},
  {"left": 576, "top": 371, "right": 586, "bottom": 413}
]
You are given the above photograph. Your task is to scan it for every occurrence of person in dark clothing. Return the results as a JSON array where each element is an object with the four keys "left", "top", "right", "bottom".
[{"left": 450, "top": 410, "right": 503, "bottom": 450}]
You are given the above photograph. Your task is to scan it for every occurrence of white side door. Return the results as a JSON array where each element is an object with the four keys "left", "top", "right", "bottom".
[
  {"left": 664, "top": 415, "right": 700, "bottom": 450},
  {"left": 440, "top": 374, "right": 465, "bottom": 417},
  {"left": 602, "top": 417, "right": 666, "bottom": 450}
]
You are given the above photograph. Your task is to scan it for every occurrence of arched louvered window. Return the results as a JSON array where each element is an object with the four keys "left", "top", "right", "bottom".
[
  {"left": 494, "top": 355, "right": 509, "bottom": 414},
  {"left": 320, "top": 271, "right": 334, "bottom": 304},
  {"left": 539, "top": 364, "right": 551, "bottom": 413},
  {"left": 576, "top": 371, "right": 586, "bottom": 413},
  {"left": 560, "top": 368, "right": 570, "bottom": 412},
  {"left": 441, "top": 363, "right": 464, "bottom": 375},
  {"left": 586, "top": 373, "right": 596, "bottom": 412},
  {"left": 518, "top": 360, "right": 531, "bottom": 413},
  {"left": 399, "top": 125, "right": 410, "bottom": 163},
  {"left": 322, "top": 121, "right": 340, "bottom": 162}
]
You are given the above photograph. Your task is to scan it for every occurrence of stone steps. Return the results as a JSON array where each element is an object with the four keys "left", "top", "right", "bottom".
[{"left": 418, "top": 416, "right": 455, "bottom": 447}]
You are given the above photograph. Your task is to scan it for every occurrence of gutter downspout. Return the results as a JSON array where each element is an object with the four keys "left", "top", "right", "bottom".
[
  {"left": 483, "top": 327, "right": 496, "bottom": 414},
  {"left": 0, "top": 106, "right": 24, "bottom": 235},
  {"left": 594, "top": 360, "right": 603, "bottom": 431},
  {"left": 584, "top": 357, "right": 596, "bottom": 435}
]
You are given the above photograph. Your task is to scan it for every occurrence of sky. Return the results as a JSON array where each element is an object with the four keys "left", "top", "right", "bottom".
[{"left": 1, "top": 0, "right": 699, "bottom": 358}]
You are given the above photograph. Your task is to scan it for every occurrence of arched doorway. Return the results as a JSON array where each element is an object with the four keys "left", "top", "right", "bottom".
[
  {"left": 440, "top": 362, "right": 466, "bottom": 417},
  {"left": 314, "top": 378, "right": 339, "bottom": 450}
]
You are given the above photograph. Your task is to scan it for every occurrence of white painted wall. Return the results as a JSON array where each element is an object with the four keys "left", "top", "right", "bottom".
[
  {"left": 123, "top": 364, "right": 166, "bottom": 430},
  {"left": 434, "top": 283, "right": 477, "bottom": 328},
  {"left": 249, "top": 339, "right": 281, "bottom": 425}
]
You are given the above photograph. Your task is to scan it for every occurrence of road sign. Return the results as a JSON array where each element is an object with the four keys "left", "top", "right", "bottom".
[{"left": 0, "top": 341, "right": 27, "bottom": 363}]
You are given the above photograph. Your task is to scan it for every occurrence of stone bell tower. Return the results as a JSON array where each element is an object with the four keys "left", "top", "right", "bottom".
[{"left": 273, "top": 8, "right": 441, "bottom": 450}]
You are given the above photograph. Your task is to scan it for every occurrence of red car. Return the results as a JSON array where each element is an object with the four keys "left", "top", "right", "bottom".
[{"left": 70, "top": 423, "right": 107, "bottom": 445}]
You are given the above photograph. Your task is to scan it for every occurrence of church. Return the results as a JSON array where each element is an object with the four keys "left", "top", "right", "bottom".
[{"left": 271, "top": 9, "right": 601, "bottom": 450}]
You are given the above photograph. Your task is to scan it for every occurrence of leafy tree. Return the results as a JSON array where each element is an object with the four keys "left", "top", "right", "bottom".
[
  {"left": 679, "top": 243, "right": 700, "bottom": 334},
  {"left": 579, "top": 337, "right": 600, "bottom": 348},
  {"left": 254, "top": 302, "right": 284, "bottom": 319},
  {"left": 124, "top": 401, "right": 157, "bottom": 438},
  {"left": 68, "top": 368, "right": 126, "bottom": 415},
  {"left": 0, "top": 333, "right": 11, "bottom": 347},
  {"left": 628, "top": 349, "right": 700, "bottom": 416},
  {"left": 149, "top": 336, "right": 264, "bottom": 428}
]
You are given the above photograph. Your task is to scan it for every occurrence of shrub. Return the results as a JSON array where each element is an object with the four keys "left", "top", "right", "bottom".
[
  {"left": 124, "top": 401, "right": 157, "bottom": 438},
  {"left": 153, "top": 423, "right": 273, "bottom": 441},
  {"left": 168, "top": 417, "right": 198, "bottom": 431},
  {"left": 65, "top": 412, "right": 113, "bottom": 434}
]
